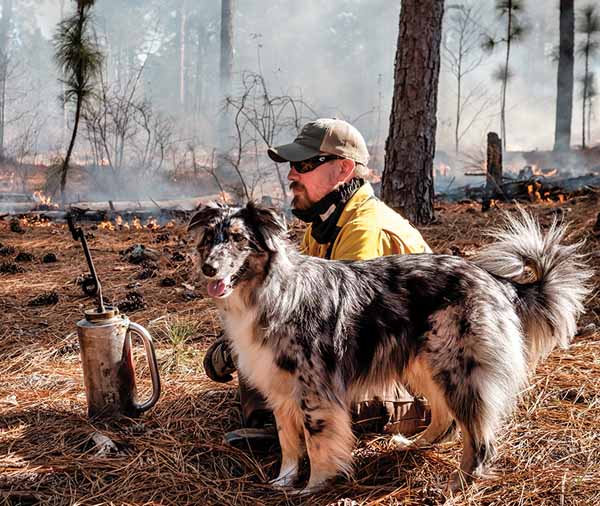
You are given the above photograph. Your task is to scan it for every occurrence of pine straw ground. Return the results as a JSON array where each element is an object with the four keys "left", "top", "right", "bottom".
[{"left": 0, "top": 195, "right": 599, "bottom": 506}]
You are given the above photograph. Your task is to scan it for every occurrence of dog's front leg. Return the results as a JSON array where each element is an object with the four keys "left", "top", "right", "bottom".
[
  {"left": 270, "top": 403, "right": 304, "bottom": 489},
  {"left": 301, "top": 401, "right": 355, "bottom": 494}
]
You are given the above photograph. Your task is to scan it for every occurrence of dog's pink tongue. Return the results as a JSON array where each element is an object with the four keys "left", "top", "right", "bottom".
[{"left": 207, "top": 279, "right": 226, "bottom": 298}]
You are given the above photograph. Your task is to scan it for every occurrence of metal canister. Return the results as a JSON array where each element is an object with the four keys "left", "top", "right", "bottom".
[{"left": 76, "top": 306, "right": 161, "bottom": 418}]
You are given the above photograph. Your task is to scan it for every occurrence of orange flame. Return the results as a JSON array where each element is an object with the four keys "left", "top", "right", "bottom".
[
  {"left": 98, "top": 221, "right": 114, "bottom": 230},
  {"left": 146, "top": 217, "right": 160, "bottom": 230}
]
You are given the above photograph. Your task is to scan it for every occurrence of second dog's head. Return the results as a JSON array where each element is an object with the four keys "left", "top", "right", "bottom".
[{"left": 187, "top": 202, "right": 286, "bottom": 299}]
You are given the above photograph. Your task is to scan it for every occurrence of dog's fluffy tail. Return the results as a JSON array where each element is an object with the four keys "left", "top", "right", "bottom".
[{"left": 472, "top": 209, "right": 593, "bottom": 365}]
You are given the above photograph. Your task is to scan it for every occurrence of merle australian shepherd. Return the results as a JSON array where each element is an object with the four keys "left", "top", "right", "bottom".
[{"left": 188, "top": 202, "right": 591, "bottom": 494}]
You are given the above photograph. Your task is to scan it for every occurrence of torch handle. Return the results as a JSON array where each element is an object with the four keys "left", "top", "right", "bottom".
[{"left": 127, "top": 322, "right": 161, "bottom": 413}]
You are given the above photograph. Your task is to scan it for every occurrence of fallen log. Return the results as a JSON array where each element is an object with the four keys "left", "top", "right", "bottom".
[{"left": 438, "top": 173, "right": 600, "bottom": 202}]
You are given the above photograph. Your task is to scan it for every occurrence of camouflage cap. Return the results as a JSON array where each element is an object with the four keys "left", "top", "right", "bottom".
[{"left": 267, "top": 118, "right": 370, "bottom": 166}]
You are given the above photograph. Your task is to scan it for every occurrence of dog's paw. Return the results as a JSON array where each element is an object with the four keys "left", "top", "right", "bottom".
[
  {"left": 269, "top": 474, "right": 296, "bottom": 489},
  {"left": 286, "top": 485, "right": 321, "bottom": 496}
]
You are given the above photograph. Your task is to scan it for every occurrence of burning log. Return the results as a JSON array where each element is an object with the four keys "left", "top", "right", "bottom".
[{"left": 443, "top": 173, "right": 600, "bottom": 204}]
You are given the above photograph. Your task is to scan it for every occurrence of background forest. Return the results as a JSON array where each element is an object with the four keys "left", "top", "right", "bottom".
[{"left": 0, "top": 0, "right": 598, "bottom": 203}]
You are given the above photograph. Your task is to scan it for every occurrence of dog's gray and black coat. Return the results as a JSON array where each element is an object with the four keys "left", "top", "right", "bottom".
[{"left": 188, "top": 202, "right": 592, "bottom": 493}]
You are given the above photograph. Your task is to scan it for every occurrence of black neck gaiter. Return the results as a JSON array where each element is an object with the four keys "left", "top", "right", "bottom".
[{"left": 292, "top": 178, "right": 365, "bottom": 244}]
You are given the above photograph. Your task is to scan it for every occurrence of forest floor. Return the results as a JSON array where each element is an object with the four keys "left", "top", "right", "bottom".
[{"left": 0, "top": 193, "right": 599, "bottom": 506}]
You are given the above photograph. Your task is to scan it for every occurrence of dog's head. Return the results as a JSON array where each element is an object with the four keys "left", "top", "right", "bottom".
[{"left": 187, "top": 202, "right": 287, "bottom": 299}]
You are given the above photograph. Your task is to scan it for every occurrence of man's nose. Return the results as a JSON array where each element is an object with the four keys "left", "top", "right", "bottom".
[{"left": 287, "top": 166, "right": 299, "bottom": 181}]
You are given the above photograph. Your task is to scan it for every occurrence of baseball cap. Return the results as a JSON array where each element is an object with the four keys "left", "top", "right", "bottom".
[{"left": 267, "top": 118, "right": 370, "bottom": 166}]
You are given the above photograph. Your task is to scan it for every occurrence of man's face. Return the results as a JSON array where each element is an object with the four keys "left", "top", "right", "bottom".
[{"left": 287, "top": 159, "right": 342, "bottom": 210}]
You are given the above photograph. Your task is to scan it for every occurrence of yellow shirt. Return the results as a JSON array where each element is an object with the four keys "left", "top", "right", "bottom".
[{"left": 301, "top": 182, "right": 431, "bottom": 261}]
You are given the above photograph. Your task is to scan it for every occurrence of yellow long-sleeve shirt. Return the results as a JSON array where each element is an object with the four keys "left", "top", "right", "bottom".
[{"left": 301, "top": 182, "right": 431, "bottom": 261}]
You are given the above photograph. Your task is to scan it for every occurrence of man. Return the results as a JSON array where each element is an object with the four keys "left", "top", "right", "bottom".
[{"left": 204, "top": 118, "right": 431, "bottom": 444}]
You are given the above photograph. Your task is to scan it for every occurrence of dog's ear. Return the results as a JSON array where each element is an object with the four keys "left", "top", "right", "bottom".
[
  {"left": 187, "top": 203, "right": 225, "bottom": 232},
  {"left": 242, "top": 201, "right": 287, "bottom": 252}
]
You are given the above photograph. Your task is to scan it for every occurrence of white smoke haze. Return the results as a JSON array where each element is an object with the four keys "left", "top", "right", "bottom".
[{"left": 1, "top": 0, "right": 599, "bottom": 203}]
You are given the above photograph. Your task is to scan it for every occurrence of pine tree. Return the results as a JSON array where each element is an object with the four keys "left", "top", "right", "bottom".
[
  {"left": 53, "top": 0, "right": 103, "bottom": 205},
  {"left": 576, "top": 4, "right": 600, "bottom": 149},
  {"left": 382, "top": 0, "right": 445, "bottom": 225},
  {"left": 483, "top": 0, "right": 529, "bottom": 152}
]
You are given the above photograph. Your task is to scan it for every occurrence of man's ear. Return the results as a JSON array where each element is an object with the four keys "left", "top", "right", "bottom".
[
  {"left": 241, "top": 202, "right": 287, "bottom": 252},
  {"left": 187, "top": 203, "right": 225, "bottom": 232},
  {"left": 339, "top": 158, "right": 355, "bottom": 181}
]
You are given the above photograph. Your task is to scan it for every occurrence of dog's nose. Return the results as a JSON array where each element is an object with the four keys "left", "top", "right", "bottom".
[{"left": 202, "top": 263, "right": 218, "bottom": 277}]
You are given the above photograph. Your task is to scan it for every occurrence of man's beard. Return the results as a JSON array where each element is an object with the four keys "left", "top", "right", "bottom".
[{"left": 290, "top": 182, "right": 312, "bottom": 210}]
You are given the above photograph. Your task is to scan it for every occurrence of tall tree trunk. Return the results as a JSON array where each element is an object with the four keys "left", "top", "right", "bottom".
[
  {"left": 218, "top": 0, "right": 234, "bottom": 150},
  {"left": 553, "top": 0, "right": 574, "bottom": 151},
  {"left": 382, "top": 0, "right": 444, "bottom": 225},
  {"left": 0, "top": 0, "right": 12, "bottom": 161},
  {"left": 177, "top": 0, "right": 187, "bottom": 109}
]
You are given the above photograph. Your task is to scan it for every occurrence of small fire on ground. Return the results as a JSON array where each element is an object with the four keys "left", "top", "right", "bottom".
[
  {"left": 526, "top": 182, "right": 566, "bottom": 203},
  {"left": 32, "top": 191, "right": 59, "bottom": 210},
  {"left": 98, "top": 216, "right": 174, "bottom": 231}
]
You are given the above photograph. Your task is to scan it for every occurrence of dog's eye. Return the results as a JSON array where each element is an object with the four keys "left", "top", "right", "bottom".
[{"left": 231, "top": 233, "right": 245, "bottom": 243}]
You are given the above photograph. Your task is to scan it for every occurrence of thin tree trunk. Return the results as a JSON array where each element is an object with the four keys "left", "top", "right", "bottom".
[
  {"left": 553, "top": 0, "right": 574, "bottom": 151},
  {"left": 382, "top": 0, "right": 444, "bottom": 225},
  {"left": 501, "top": 1, "right": 512, "bottom": 152},
  {"left": 0, "top": 56, "right": 6, "bottom": 161},
  {"left": 61, "top": 93, "right": 83, "bottom": 206},
  {"left": 178, "top": 0, "right": 187, "bottom": 109},
  {"left": 455, "top": 41, "right": 462, "bottom": 153},
  {"left": 583, "top": 43, "right": 589, "bottom": 149}
]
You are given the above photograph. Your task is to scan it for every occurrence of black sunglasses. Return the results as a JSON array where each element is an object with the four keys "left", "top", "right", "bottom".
[{"left": 290, "top": 154, "right": 343, "bottom": 174}]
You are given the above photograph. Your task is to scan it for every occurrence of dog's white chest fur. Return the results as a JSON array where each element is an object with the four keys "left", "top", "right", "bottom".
[{"left": 219, "top": 292, "right": 295, "bottom": 406}]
